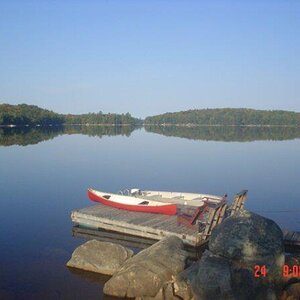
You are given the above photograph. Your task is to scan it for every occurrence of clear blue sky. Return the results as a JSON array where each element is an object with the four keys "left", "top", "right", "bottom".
[{"left": 0, "top": 1, "right": 299, "bottom": 117}]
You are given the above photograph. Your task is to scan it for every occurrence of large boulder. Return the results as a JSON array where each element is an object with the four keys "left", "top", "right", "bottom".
[
  {"left": 285, "top": 253, "right": 300, "bottom": 269},
  {"left": 280, "top": 283, "right": 300, "bottom": 300},
  {"left": 66, "top": 239, "right": 133, "bottom": 275},
  {"left": 191, "top": 250, "right": 234, "bottom": 300},
  {"left": 103, "top": 235, "right": 188, "bottom": 298},
  {"left": 209, "top": 210, "right": 284, "bottom": 283},
  {"left": 190, "top": 210, "right": 285, "bottom": 300},
  {"left": 209, "top": 210, "right": 284, "bottom": 263},
  {"left": 135, "top": 277, "right": 194, "bottom": 300}
]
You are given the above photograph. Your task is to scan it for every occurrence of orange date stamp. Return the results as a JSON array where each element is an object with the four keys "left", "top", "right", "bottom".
[{"left": 254, "top": 265, "right": 300, "bottom": 278}]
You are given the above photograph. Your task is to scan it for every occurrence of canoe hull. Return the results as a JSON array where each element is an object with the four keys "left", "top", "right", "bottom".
[{"left": 88, "top": 189, "right": 177, "bottom": 215}]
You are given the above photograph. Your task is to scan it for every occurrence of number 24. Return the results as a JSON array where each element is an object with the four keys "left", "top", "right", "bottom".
[{"left": 254, "top": 265, "right": 267, "bottom": 277}]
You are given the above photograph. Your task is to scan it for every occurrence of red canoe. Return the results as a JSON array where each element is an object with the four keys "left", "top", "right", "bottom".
[{"left": 87, "top": 188, "right": 177, "bottom": 215}]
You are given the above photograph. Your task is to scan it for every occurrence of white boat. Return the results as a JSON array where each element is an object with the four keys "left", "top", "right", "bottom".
[
  {"left": 88, "top": 188, "right": 177, "bottom": 215},
  {"left": 122, "top": 188, "right": 226, "bottom": 207}
]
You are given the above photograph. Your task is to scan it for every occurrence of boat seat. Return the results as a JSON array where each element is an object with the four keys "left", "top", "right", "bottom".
[{"left": 144, "top": 195, "right": 162, "bottom": 199}]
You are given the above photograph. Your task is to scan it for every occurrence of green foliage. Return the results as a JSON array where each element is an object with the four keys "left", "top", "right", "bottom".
[
  {"left": 64, "top": 112, "right": 141, "bottom": 125},
  {"left": 144, "top": 108, "right": 300, "bottom": 126},
  {"left": 0, "top": 103, "right": 142, "bottom": 126},
  {"left": 0, "top": 104, "right": 64, "bottom": 125}
]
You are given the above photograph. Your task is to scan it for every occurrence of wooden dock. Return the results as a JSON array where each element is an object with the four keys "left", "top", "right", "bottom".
[
  {"left": 283, "top": 229, "right": 300, "bottom": 252},
  {"left": 72, "top": 225, "right": 300, "bottom": 255},
  {"left": 70, "top": 190, "right": 300, "bottom": 253},
  {"left": 71, "top": 226, "right": 205, "bottom": 258},
  {"left": 71, "top": 204, "right": 204, "bottom": 246},
  {"left": 71, "top": 190, "right": 248, "bottom": 247}
]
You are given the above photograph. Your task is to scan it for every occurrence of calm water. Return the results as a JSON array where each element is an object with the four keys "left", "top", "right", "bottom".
[{"left": 0, "top": 126, "right": 300, "bottom": 299}]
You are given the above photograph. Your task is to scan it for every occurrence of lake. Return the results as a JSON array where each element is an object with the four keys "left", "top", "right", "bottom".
[{"left": 0, "top": 125, "right": 299, "bottom": 299}]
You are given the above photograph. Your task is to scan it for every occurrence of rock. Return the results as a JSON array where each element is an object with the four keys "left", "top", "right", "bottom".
[
  {"left": 104, "top": 236, "right": 188, "bottom": 298},
  {"left": 66, "top": 239, "right": 133, "bottom": 275},
  {"left": 283, "top": 254, "right": 300, "bottom": 284},
  {"left": 135, "top": 279, "right": 194, "bottom": 300},
  {"left": 173, "top": 276, "right": 194, "bottom": 300},
  {"left": 209, "top": 210, "right": 284, "bottom": 262},
  {"left": 209, "top": 210, "right": 284, "bottom": 284},
  {"left": 190, "top": 250, "right": 281, "bottom": 300},
  {"left": 285, "top": 254, "right": 300, "bottom": 268},
  {"left": 188, "top": 211, "right": 285, "bottom": 299},
  {"left": 280, "top": 283, "right": 300, "bottom": 300},
  {"left": 190, "top": 250, "right": 234, "bottom": 300}
]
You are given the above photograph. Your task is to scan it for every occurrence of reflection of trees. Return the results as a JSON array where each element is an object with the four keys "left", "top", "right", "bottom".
[
  {"left": 63, "top": 125, "right": 137, "bottom": 138},
  {"left": 2, "top": 124, "right": 299, "bottom": 146},
  {"left": 0, "top": 125, "right": 138, "bottom": 146},
  {"left": 144, "top": 125, "right": 300, "bottom": 142}
]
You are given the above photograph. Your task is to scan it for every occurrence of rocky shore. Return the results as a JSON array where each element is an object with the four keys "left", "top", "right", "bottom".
[{"left": 67, "top": 210, "right": 300, "bottom": 299}]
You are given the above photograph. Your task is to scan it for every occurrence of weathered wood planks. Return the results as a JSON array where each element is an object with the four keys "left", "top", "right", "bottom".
[
  {"left": 228, "top": 190, "right": 248, "bottom": 216},
  {"left": 282, "top": 229, "right": 300, "bottom": 252},
  {"left": 71, "top": 204, "right": 204, "bottom": 246},
  {"left": 70, "top": 191, "right": 248, "bottom": 247}
]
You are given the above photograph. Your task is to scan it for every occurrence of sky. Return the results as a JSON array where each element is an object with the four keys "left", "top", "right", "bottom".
[{"left": 0, "top": 1, "right": 299, "bottom": 118}]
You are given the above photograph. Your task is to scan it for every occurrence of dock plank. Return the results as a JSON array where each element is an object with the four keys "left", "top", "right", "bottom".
[
  {"left": 71, "top": 204, "right": 205, "bottom": 246},
  {"left": 283, "top": 229, "right": 300, "bottom": 252},
  {"left": 70, "top": 199, "right": 250, "bottom": 247}
]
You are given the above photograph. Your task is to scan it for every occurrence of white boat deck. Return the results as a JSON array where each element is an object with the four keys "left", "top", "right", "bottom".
[{"left": 137, "top": 190, "right": 224, "bottom": 207}]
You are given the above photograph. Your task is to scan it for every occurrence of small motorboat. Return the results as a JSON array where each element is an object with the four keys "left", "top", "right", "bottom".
[
  {"left": 87, "top": 188, "right": 177, "bottom": 215},
  {"left": 125, "top": 188, "right": 226, "bottom": 207}
]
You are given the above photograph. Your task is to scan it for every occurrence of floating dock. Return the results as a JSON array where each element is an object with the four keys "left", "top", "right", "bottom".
[
  {"left": 71, "top": 190, "right": 248, "bottom": 247},
  {"left": 283, "top": 229, "right": 300, "bottom": 252},
  {"left": 70, "top": 190, "right": 300, "bottom": 252},
  {"left": 71, "top": 204, "right": 204, "bottom": 246}
]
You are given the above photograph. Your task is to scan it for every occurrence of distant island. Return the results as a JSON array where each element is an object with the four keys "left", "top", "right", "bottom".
[
  {"left": 2, "top": 104, "right": 300, "bottom": 146},
  {"left": 144, "top": 108, "right": 300, "bottom": 126},
  {"left": 0, "top": 103, "right": 141, "bottom": 126},
  {"left": 1, "top": 104, "right": 300, "bottom": 127}
]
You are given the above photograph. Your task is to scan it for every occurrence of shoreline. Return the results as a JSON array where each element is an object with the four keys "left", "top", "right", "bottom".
[
  {"left": 0, "top": 123, "right": 138, "bottom": 128},
  {"left": 144, "top": 123, "right": 300, "bottom": 128},
  {"left": 1, "top": 123, "right": 299, "bottom": 128}
]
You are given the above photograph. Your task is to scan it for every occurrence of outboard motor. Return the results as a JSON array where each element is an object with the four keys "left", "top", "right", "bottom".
[{"left": 130, "top": 188, "right": 141, "bottom": 196}]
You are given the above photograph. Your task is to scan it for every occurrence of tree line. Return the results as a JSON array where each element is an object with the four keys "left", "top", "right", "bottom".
[
  {"left": 2, "top": 105, "right": 300, "bottom": 127},
  {"left": 0, "top": 104, "right": 141, "bottom": 126},
  {"left": 144, "top": 108, "right": 300, "bottom": 126}
]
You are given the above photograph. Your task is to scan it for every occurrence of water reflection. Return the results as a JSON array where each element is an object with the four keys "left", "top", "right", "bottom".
[
  {"left": 145, "top": 125, "right": 300, "bottom": 142},
  {"left": 1, "top": 125, "right": 299, "bottom": 147},
  {"left": 72, "top": 226, "right": 204, "bottom": 259},
  {"left": 1, "top": 125, "right": 299, "bottom": 299},
  {"left": 72, "top": 226, "right": 154, "bottom": 251},
  {"left": 66, "top": 268, "right": 122, "bottom": 300},
  {"left": 0, "top": 125, "right": 138, "bottom": 146}
]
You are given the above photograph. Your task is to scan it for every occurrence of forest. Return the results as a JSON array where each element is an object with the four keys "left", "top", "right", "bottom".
[
  {"left": 0, "top": 104, "right": 141, "bottom": 126},
  {"left": 144, "top": 108, "right": 300, "bottom": 126},
  {"left": 2, "top": 105, "right": 300, "bottom": 127}
]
